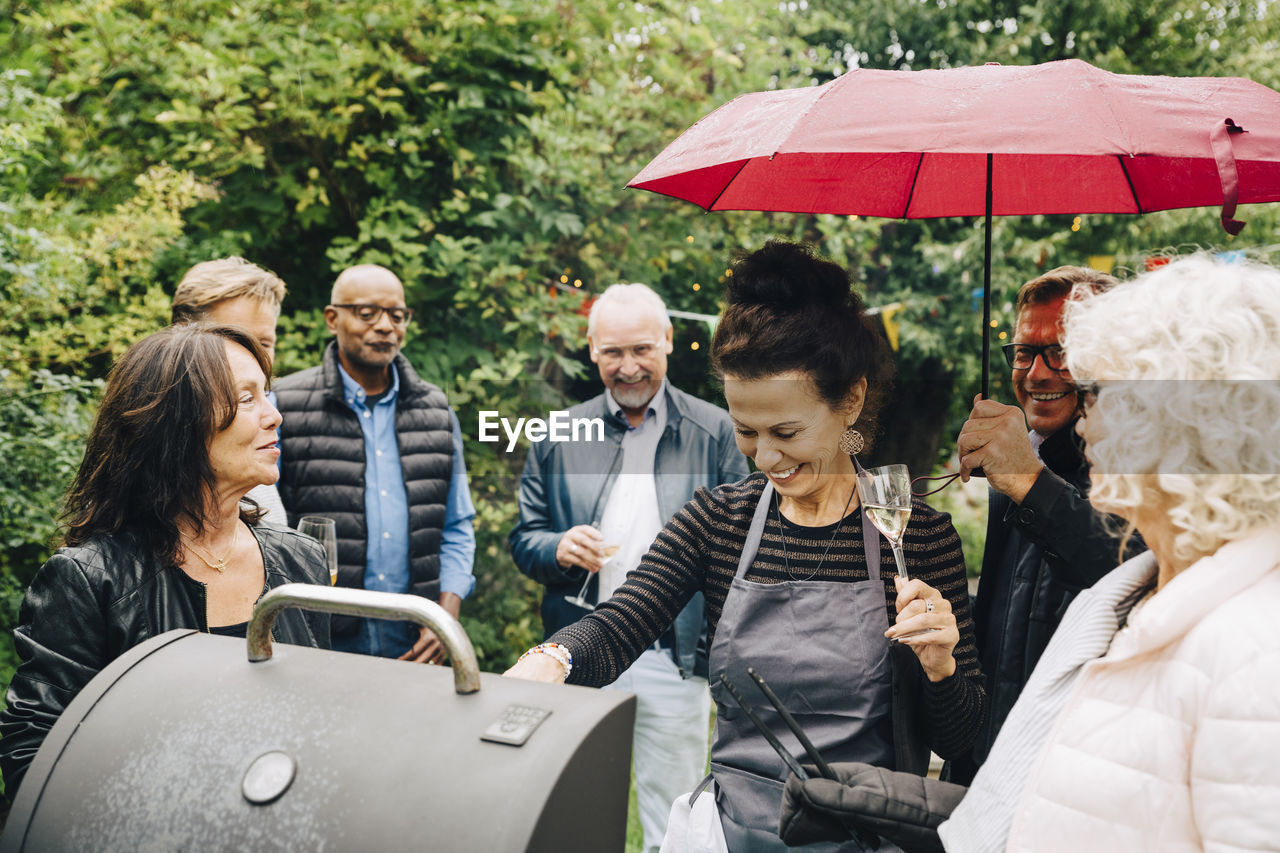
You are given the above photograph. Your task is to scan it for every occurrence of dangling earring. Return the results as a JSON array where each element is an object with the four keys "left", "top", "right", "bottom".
[{"left": 839, "top": 425, "right": 865, "bottom": 456}]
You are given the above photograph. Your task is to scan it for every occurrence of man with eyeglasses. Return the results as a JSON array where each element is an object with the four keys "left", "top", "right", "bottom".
[
  {"left": 510, "top": 283, "right": 748, "bottom": 853},
  {"left": 274, "top": 264, "right": 476, "bottom": 662},
  {"left": 946, "top": 266, "right": 1142, "bottom": 785}
]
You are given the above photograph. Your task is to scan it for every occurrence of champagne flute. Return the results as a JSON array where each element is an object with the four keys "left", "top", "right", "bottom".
[
  {"left": 856, "top": 464, "right": 913, "bottom": 580},
  {"left": 857, "top": 464, "right": 938, "bottom": 640},
  {"left": 564, "top": 571, "right": 594, "bottom": 611},
  {"left": 564, "top": 525, "right": 620, "bottom": 611},
  {"left": 297, "top": 516, "right": 338, "bottom": 585}
]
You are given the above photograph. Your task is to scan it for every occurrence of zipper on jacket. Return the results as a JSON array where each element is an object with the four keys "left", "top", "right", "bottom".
[{"left": 196, "top": 582, "right": 209, "bottom": 633}]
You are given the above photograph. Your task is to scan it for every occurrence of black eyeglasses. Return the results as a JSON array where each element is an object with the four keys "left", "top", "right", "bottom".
[
  {"left": 332, "top": 304, "right": 414, "bottom": 325},
  {"left": 1075, "top": 381, "right": 1101, "bottom": 411},
  {"left": 1001, "top": 342, "right": 1067, "bottom": 372}
]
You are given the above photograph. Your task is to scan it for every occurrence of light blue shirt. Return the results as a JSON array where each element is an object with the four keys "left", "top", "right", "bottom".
[{"left": 337, "top": 363, "right": 476, "bottom": 600}]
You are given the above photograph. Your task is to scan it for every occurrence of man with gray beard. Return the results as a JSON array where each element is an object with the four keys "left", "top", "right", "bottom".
[{"left": 510, "top": 283, "right": 748, "bottom": 852}]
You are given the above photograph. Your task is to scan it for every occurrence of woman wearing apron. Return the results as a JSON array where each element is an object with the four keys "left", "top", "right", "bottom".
[{"left": 507, "top": 241, "right": 985, "bottom": 851}]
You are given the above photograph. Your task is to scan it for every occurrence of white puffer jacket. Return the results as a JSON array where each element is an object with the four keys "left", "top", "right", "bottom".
[{"left": 1007, "top": 530, "right": 1280, "bottom": 852}]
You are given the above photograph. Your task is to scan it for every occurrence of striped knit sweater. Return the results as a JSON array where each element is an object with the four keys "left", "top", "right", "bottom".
[{"left": 552, "top": 473, "right": 986, "bottom": 759}]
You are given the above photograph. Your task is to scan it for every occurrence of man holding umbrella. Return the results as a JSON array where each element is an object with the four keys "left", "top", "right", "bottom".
[{"left": 949, "top": 265, "right": 1141, "bottom": 784}]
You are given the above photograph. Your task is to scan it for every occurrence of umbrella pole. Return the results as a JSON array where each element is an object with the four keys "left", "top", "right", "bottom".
[{"left": 982, "top": 153, "right": 993, "bottom": 400}]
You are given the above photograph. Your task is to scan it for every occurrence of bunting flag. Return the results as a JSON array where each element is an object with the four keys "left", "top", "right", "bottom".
[
  {"left": 880, "top": 302, "right": 903, "bottom": 351},
  {"left": 1087, "top": 255, "right": 1115, "bottom": 274},
  {"left": 668, "top": 307, "right": 719, "bottom": 338},
  {"left": 556, "top": 280, "right": 913, "bottom": 349}
]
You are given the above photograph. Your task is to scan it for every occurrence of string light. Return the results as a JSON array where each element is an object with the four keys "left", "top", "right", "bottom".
[
  {"left": 1071, "top": 216, "right": 1082, "bottom": 232},
  {"left": 690, "top": 341, "right": 700, "bottom": 351},
  {"left": 989, "top": 319, "right": 999, "bottom": 328},
  {"left": 685, "top": 235, "right": 694, "bottom": 243},
  {"left": 692, "top": 283, "right": 701, "bottom": 292},
  {"left": 573, "top": 279, "right": 582, "bottom": 287},
  {"left": 560, "top": 274, "right": 568, "bottom": 283},
  {"left": 725, "top": 268, "right": 733, "bottom": 277},
  {"left": 998, "top": 331, "right": 1008, "bottom": 340}
]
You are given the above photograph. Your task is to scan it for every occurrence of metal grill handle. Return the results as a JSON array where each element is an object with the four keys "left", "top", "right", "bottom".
[{"left": 247, "top": 584, "right": 482, "bottom": 694}]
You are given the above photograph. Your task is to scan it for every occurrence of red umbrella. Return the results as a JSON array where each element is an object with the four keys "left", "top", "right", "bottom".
[{"left": 628, "top": 59, "right": 1280, "bottom": 392}]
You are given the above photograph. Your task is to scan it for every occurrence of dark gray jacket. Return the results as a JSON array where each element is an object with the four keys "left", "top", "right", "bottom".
[
  {"left": 274, "top": 343, "right": 453, "bottom": 636},
  {"left": 0, "top": 524, "right": 329, "bottom": 798},
  {"left": 947, "top": 423, "right": 1142, "bottom": 784},
  {"left": 509, "top": 383, "right": 749, "bottom": 678}
]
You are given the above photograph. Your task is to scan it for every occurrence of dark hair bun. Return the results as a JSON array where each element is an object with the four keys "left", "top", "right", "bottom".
[
  {"left": 712, "top": 239, "right": 892, "bottom": 449},
  {"left": 726, "top": 240, "right": 851, "bottom": 310}
]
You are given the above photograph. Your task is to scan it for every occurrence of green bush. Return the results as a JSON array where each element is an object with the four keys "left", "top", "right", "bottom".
[{"left": 3, "top": 0, "right": 1278, "bottom": 706}]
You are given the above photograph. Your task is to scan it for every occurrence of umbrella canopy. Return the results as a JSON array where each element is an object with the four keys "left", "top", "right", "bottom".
[
  {"left": 629, "top": 59, "right": 1280, "bottom": 229},
  {"left": 628, "top": 59, "right": 1280, "bottom": 395}
]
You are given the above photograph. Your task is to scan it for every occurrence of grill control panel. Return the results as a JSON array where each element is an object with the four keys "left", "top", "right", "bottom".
[{"left": 481, "top": 703, "right": 552, "bottom": 746}]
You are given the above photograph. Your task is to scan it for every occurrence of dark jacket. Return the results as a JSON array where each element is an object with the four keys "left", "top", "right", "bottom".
[
  {"left": 0, "top": 523, "right": 329, "bottom": 798},
  {"left": 947, "top": 423, "right": 1142, "bottom": 784},
  {"left": 274, "top": 342, "right": 454, "bottom": 636},
  {"left": 508, "top": 383, "right": 750, "bottom": 679}
]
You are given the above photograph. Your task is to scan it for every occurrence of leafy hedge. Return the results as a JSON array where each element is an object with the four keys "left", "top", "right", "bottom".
[{"left": 3, "top": 0, "right": 1278, "bottom": 691}]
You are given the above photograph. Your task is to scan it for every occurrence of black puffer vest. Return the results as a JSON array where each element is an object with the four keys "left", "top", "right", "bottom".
[{"left": 274, "top": 343, "right": 453, "bottom": 635}]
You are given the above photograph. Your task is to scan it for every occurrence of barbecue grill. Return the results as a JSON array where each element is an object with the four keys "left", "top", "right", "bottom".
[{"left": 1, "top": 585, "right": 636, "bottom": 852}]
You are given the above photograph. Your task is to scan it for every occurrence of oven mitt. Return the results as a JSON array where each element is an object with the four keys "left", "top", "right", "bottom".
[{"left": 778, "top": 762, "right": 967, "bottom": 853}]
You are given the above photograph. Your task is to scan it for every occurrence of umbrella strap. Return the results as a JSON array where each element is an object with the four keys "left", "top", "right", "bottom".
[{"left": 1210, "top": 118, "right": 1248, "bottom": 236}]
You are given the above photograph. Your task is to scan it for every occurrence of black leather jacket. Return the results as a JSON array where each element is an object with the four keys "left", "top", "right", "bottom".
[
  {"left": 946, "top": 424, "right": 1143, "bottom": 784},
  {"left": 0, "top": 523, "right": 330, "bottom": 798}
]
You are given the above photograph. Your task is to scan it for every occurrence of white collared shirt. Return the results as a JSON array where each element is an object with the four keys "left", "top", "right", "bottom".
[{"left": 597, "top": 382, "right": 667, "bottom": 600}]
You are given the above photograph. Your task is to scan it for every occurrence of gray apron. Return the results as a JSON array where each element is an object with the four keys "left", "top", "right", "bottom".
[{"left": 707, "top": 481, "right": 897, "bottom": 852}]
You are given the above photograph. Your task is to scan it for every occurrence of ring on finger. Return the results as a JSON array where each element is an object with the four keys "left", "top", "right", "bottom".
[
  {"left": 925, "top": 599, "right": 935, "bottom": 613},
  {"left": 570, "top": 544, "right": 579, "bottom": 555}
]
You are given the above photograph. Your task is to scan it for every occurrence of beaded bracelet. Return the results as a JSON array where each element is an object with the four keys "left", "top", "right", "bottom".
[{"left": 517, "top": 642, "right": 573, "bottom": 681}]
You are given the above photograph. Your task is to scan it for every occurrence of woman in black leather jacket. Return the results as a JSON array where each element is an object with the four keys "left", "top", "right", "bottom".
[{"left": 0, "top": 324, "right": 330, "bottom": 798}]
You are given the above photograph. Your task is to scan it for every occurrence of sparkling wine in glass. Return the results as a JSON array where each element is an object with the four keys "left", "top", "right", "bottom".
[
  {"left": 856, "top": 464, "right": 913, "bottom": 580},
  {"left": 858, "top": 465, "right": 939, "bottom": 641},
  {"left": 564, "top": 525, "right": 620, "bottom": 611},
  {"left": 297, "top": 516, "right": 338, "bottom": 585}
]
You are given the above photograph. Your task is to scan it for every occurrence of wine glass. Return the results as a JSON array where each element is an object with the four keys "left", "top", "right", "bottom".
[
  {"left": 855, "top": 464, "right": 912, "bottom": 580},
  {"left": 297, "top": 516, "right": 338, "bottom": 585},
  {"left": 564, "top": 570, "right": 594, "bottom": 611},
  {"left": 857, "top": 465, "right": 939, "bottom": 640},
  {"left": 563, "top": 525, "right": 620, "bottom": 611}
]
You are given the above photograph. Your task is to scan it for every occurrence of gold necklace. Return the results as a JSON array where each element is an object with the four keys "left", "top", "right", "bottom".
[{"left": 184, "top": 522, "right": 240, "bottom": 574}]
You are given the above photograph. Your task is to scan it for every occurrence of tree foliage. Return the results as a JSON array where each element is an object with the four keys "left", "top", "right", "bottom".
[{"left": 2, "top": 0, "right": 1279, "bottom": 689}]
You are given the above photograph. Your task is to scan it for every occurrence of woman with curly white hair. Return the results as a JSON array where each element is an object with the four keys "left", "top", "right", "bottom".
[
  {"left": 778, "top": 255, "right": 1280, "bottom": 851},
  {"left": 927, "top": 254, "right": 1280, "bottom": 852}
]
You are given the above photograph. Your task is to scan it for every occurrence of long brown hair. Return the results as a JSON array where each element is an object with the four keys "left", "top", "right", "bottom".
[{"left": 62, "top": 324, "right": 272, "bottom": 565}]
